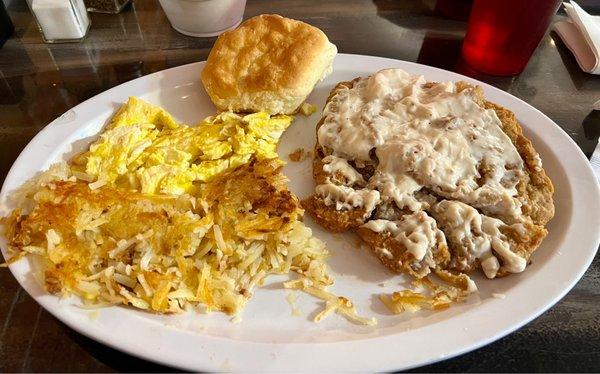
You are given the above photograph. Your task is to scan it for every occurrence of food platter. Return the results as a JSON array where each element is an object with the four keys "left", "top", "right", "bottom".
[{"left": 1, "top": 54, "right": 599, "bottom": 371}]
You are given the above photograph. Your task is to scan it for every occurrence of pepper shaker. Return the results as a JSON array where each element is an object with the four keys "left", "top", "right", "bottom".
[{"left": 84, "top": 0, "right": 131, "bottom": 14}]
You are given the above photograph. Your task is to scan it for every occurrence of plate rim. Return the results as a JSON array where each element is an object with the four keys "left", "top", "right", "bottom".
[{"left": 1, "top": 53, "right": 599, "bottom": 371}]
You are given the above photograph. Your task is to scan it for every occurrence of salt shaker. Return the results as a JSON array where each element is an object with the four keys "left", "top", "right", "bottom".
[{"left": 27, "top": 0, "right": 90, "bottom": 43}]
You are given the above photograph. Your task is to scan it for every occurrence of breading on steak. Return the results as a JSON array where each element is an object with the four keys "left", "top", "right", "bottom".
[{"left": 303, "top": 69, "right": 554, "bottom": 280}]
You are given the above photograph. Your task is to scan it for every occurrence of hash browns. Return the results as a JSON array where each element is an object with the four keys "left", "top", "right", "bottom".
[{"left": 3, "top": 159, "right": 330, "bottom": 315}]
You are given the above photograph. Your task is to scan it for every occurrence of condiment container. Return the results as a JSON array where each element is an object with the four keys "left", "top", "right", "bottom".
[
  {"left": 84, "top": 0, "right": 131, "bottom": 14},
  {"left": 158, "top": 0, "right": 246, "bottom": 37},
  {"left": 27, "top": 0, "right": 90, "bottom": 43}
]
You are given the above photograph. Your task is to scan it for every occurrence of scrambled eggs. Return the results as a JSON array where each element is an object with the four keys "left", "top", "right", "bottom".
[{"left": 73, "top": 97, "right": 292, "bottom": 195}]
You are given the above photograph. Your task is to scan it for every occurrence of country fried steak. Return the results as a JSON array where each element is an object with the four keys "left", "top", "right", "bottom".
[{"left": 303, "top": 69, "right": 554, "bottom": 281}]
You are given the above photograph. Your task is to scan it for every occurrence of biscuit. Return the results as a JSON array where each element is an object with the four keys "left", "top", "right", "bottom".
[{"left": 201, "top": 14, "right": 337, "bottom": 114}]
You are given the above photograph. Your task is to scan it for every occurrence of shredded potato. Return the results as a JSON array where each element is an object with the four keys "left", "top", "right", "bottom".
[
  {"left": 2, "top": 157, "right": 337, "bottom": 317},
  {"left": 283, "top": 278, "right": 376, "bottom": 325},
  {"left": 379, "top": 269, "right": 476, "bottom": 314}
]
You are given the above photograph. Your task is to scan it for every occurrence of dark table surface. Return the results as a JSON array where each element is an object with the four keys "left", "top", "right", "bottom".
[{"left": 1, "top": 0, "right": 599, "bottom": 372}]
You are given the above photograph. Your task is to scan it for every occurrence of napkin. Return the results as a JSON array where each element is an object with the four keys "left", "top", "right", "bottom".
[
  {"left": 591, "top": 141, "right": 600, "bottom": 182},
  {"left": 593, "top": 98, "right": 600, "bottom": 182},
  {"left": 553, "top": 1, "right": 600, "bottom": 74}
]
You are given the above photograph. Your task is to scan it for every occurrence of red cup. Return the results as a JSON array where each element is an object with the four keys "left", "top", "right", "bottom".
[{"left": 461, "top": 0, "right": 562, "bottom": 76}]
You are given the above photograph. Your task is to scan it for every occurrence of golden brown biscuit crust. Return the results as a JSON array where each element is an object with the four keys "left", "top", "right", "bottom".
[{"left": 201, "top": 14, "right": 337, "bottom": 114}]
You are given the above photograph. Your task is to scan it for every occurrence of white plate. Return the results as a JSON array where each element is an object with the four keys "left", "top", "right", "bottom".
[{"left": 1, "top": 54, "right": 599, "bottom": 372}]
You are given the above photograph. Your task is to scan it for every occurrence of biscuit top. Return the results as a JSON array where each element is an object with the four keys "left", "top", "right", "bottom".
[{"left": 201, "top": 14, "right": 334, "bottom": 101}]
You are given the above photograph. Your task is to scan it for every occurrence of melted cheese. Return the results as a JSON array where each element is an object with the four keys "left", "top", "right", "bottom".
[
  {"left": 432, "top": 200, "right": 526, "bottom": 278},
  {"left": 316, "top": 68, "right": 525, "bottom": 220},
  {"left": 361, "top": 211, "right": 446, "bottom": 262}
]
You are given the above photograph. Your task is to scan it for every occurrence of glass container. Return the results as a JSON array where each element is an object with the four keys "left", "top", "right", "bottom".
[
  {"left": 461, "top": 0, "right": 562, "bottom": 76},
  {"left": 84, "top": 0, "right": 131, "bottom": 14},
  {"left": 27, "top": 0, "right": 90, "bottom": 43}
]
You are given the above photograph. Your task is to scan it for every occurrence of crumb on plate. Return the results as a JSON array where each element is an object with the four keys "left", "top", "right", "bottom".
[
  {"left": 288, "top": 148, "right": 312, "bottom": 162},
  {"left": 299, "top": 102, "right": 317, "bottom": 116}
]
